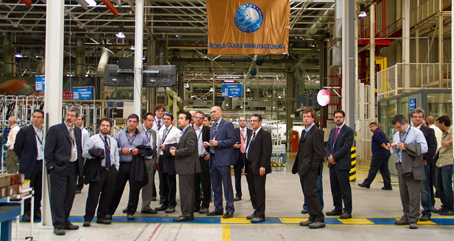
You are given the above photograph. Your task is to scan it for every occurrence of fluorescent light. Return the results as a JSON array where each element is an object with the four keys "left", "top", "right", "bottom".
[
  {"left": 15, "top": 53, "right": 22, "bottom": 58},
  {"left": 116, "top": 25, "right": 126, "bottom": 39},
  {"left": 209, "top": 87, "right": 214, "bottom": 93},
  {"left": 130, "top": 45, "right": 135, "bottom": 51},
  {"left": 185, "top": 83, "right": 189, "bottom": 89},
  {"left": 85, "top": 0, "right": 96, "bottom": 6},
  {"left": 358, "top": 11, "right": 367, "bottom": 18},
  {"left": 224, "top": 80, "right": 234, "bottom": 83}
]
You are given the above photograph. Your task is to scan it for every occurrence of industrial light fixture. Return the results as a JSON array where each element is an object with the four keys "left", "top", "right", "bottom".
[
  {"left": 224, "top": 80, "right": 235, "bottom": 83},
  {"left": 185, "top": 83, "right": 190, "bottom": 89},
  {"left": 130, "top": 45, "right": 135, "bottom": 51},
  {"left": 358, "top": 4, "right": 367, "bottom": 18},
  {"left": 278, "top": 95, "right": 282, "bottom": 99},
  {"left": 191, "top": 95, "right": 195, "bottom": 98},
  {"left": 246, "top": 88, "right": 251, "bottom": 92},
  {"left": 116, "top": 25, "right": 126, "bottom": 39},
  {"left": 209, "top": 87, "right": 214, "bottom": 93},
  {"left": 15, "top": 48, "right": 22, "bottom": 58}
]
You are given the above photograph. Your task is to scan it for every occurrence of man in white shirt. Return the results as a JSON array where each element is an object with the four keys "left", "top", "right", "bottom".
[
  {"left": 76, "top": 114, "right": 90, "bottom": 194},
  {"left": 152, "top": 104, "right": 166, "bottom": 203},
  {"left": 6, "top": 116, "right": 20, "bottom": 173},
  {"left": 426, "top": 115, "right": 443, "bottom": 211}
]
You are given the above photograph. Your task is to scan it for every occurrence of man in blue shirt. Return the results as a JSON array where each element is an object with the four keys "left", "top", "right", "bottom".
[
  {"left": 390, "top": 114, "right": 428, "bottom": 229},
  {"left": 358, "top": 122, "right": 392, "bottom": 190}
]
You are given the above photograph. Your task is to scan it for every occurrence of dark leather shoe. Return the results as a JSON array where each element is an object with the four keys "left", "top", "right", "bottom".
[
  {"left": 251, "top": 217, "right": 265, "bottom": 223},
  {"left": 127, "top": 214, "right": 135, "bottom": 220},
  {"left": 83, "top": 221, "right": 90, "bottom": 227},
  {"left": 234, "top": 197, "right": 242, "bottom": 201},
  {"left": 339, "top": 213, "right": 352, "bottom": 219},
  {"left": 173, "top": 216, "right": 193, "bottom": 222},
  {"left": 382, "top": 187, "right": 393, "bottom": 190},
  {"left": 165, "top": 207, "right": 176, "bottom": 213},
  {"left": 326, "top": 210, "right": 343, "bottom": 216},
  {"left": 64, "top": 223, "right": 79, "bottom": 230},
  {"left": 301, "top": 209, "right": 309, "bottom": 214},
  {"left": 34, "top": 213, "right": 41, "bottom": 219},
  {"left": 395, "top": 218, "right": 409, "bottom": 225},
  {"left": 357, "top": 183, "right": 369, "bottom": 189},
  {"left": 22, "top": 215, "right": 30, "bottom": 222},
  {"left": 419, "top": 215, "right": 430, "bottom": 221},
  {"left": 141, "top": 209, "right": 158, "bottom": 214},
  {"left": 106, "top": 214, "right": 112, "bottom": 220},
  {"left": 309, "top": 222, "right": 326, "bottom": 229},
  {"left": 122, "top": 208, "right": 127, "bottom": 213},
  {"left": 299, "top": 220, "right": 314, "bottom": 226},
  {"left": 223, "top": 212, "right": 234, "bottom": 218},
  {"left": 96, "top": 218, "right": 112, "bottom": 224},
  {"left": 54, "top": 228, "right": 65, "bottom": 235},
  {"left": 155, "top": 206, "right": 168, "bottom": 211},
  {"left": 199, "top": 208, "right": 209, "bottom": 214},
  {"left": 246, "top": 214, "right": 255, "bottom": 220},
  {"left": 206, "top": 210, "right": 223, "bottom": 216},
  {"left": 440, "top": 210, "right": 454, "bottom": 215},
  {"left": 409, "top": 223, "right": 418, "bottom": 229}
]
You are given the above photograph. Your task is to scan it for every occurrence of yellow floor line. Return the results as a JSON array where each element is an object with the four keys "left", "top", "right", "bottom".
[{"left": 222, "top": 224, "right": 231, "bottom": 241}]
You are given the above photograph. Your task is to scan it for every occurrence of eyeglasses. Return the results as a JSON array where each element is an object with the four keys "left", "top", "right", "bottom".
[
  {"left": 239, "top": 120, "right": 247, "bottom": 122},
  {"left": 412, "top": 115, "right": 424, "bottom": 119},
  {"left": 155, "top": 109, "right": 164, "bottom": 113},
  {"left": 194, "top": 116, "right": 204, "bottom": 119},
  {"left": 394, "top": 124, "right": 403, "bottom": 130},
  {"left": 334, "top": 116, "right": 344, "bottom": 119},
  {"left": 32, "top": 115, "right": 43, "bottom": 119},
  {"left": 249, "top": 119, "right": 259, "bottom": 123},
  {"left": 127, "top": 120, "right": 138, "bottom": 123},
  {"left": 302, "top": 115, "right": 312, "bottom": 119},
  {"left": 100, "top": 124, "right": 111, "bottom": 127}
]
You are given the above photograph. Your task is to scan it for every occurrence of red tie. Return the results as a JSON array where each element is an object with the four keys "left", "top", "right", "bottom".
[{"left": 241, "top": 129, "right": 245, "bottom": 153}]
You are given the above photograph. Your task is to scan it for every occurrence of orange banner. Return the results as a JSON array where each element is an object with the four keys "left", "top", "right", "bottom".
[{"left": 207, "top": 0, "right": 289, "bottom": 55}]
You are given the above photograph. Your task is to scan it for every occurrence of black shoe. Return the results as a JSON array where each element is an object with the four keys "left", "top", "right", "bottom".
[
  {"left": 54, "top": 228, "right": 65, "bottom": 235},
  {"left": 382, "top": 187, "right": 393, "bottom": 190},
  {"left": 165, "top": 207, "right": 176, "bottom": 213},
  {"left": 22, "top": 214, "right": 31, "bottom": 222},
  {"left": 326, "top": 210, "right": 343, "bottom": 216},
  {"left": 299, "top": 220, "right": 314, "bottom": 226},
  {"left": 122, "top": 208, "right": 128, "bottom": 213},
  {"left": 141, "top": 209, "right": 158, "bottom": 214},
  {"left": 96, "top": 218, "right": 112, "bottom": 224},
  {"left": 207, "top": 210, "right": 223, "bottom": 216},
  {"left": 199, "top": 208, "right": 209, "bottom": 214},
  {"left": 155, "top": 206, "right": 168, "bottom": 211},
  {"left": 340, "top": 212, "right": 352, "bottom": 219},
  {"left": 357, "top": 183, "right": 370, "bottom": 189},
  {"left": 419, "top": 215, "right": 431, "bottom": 221},
  {"left": 234, "top": 197, "right": 242, "bottom": 201},
  {"left": 309, "top": 222, "right": 326, "bottom": 229},
  {"left": 34, "top": 213, "right": 41, "bottom": 219},
  {"left": 173, "top": 216, "right": 193, "bottom": 222},
  {"left": 395, "top": 218, "right": 410, "bottom": 225},
  {"left": 223, "top": 212, "right": 234, "bottom": 219},
  {"left": 194, "top": 208, "right": 200, "bottom": 212},
  {"left": 251, "top": 217, "right": 265, "bottom": 223},
  {"left": 159, "top": 199, "right": 163, "bottom": 204},
  {"left": 106, "top": 214, "right": 112, "bottom": 220},
  {"left": 246, "top": 214, "right": 255, "bottom": 220},
  {"left": 440, "top": 210, "right": 454, "bottom": 215},
  {"left": 301, "top": 209, "right": 309, "bottom": 214},
  {"left": 64, "top": 223, "right": 79, "bottom": 230},
  {"left": 83, "top": 221, "right": 90, "bottom": 227},
  {"left": 127, "top": 214, "right": 135, "bottom": 220},
  {"left": 151, "top": 197, "right": 157, "bottom": 201},
  {"left": 409, "top": 223, "right": 418, "bottom": 229}
]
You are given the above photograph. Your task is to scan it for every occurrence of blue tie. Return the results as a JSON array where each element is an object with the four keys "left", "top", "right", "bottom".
[{"left": 104, "top": 136, "right": 111, "bottom": 167}]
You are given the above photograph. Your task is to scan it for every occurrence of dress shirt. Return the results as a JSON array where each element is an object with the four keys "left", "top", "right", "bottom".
[
  {"left": 114, "top": 129, "right": 150, "bottom": 162},
  {"left": 212, "top": 118, "right": 223, "bottom": 140},
  {"left": 246, "top": 127, "right": 261, "bottom": 156},
  {"left": 81, "top": 127, "right": 90, "bottom": 149},
  {"left": 83, "top": 133, "right": 120, "bottom": 170},
  {"left": 152, "top": 117, "right": 163, "bottom": 133},
  {"left": 66, "top": 123, "right": 78, "bottom": 161},
  {"left": 33, "top": 124, "right": 44, "bottom": 160},
  {"left": 391, "top": 125, "right": 428, "bottom": 163},
  {"left": 157, "top": 125, "right": 182, "bottom": 155},
  {"left": 437, "top": 126, "right": 453, "bottom": 167},
  {"left": 303, "top": 123, "right": 316, "bottom": 137},
  {"left": 6, "top": 124, "right": 20, "bottom": 150},
  {"left": 429, "top": 124, "right": 443, "bottom": 151},
  {"left": 195, "top": 125, "right": 207, "bottom": 157},
  {"left": 141, "top": 124, "right": 155, "bottom": 160}
]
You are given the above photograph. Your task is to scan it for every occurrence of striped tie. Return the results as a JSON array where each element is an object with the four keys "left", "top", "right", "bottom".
[{"left": 210, "top": 122, "right": 218, "bottom": 153}]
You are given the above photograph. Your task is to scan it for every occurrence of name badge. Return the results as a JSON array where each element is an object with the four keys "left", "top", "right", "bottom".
[
  {"left": 73, "top": 146, "right": 77, "bottom": 154},
  {"left": 110, "top": 154, "right": 114, "bottom": 161},
  {"left": 39, "top": 146, "right": 44, "bottom": 152},
  {"left": 243, "top": 143, "right": 247, "bottom": 148}
]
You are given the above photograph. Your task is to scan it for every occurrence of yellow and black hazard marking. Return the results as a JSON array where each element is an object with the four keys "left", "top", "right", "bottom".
[
  {"left": 349, "top": 147, "right": 356, "bottom": 182},
  {"left": 271, "top": 163, "right": 286, "bottom": 167}
]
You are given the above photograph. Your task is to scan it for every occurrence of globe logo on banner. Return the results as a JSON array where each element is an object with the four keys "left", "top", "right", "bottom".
[{"left": 234, "top": 3, "right": 263, "bottom": 33}]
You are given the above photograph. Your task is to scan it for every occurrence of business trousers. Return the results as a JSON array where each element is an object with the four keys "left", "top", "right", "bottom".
[
  {"left": 6, "top": 149, "right": 18, "bottom": 174},
  {"left": 210, "top": 154, "right": 235, "bottom": 213},
  {"left": 246, "top": 164, "right": 267, "bottom": 218},
  {"left": 303, "top": 162, "right": 324, "bottom": 210},
  {"left": 420, "top": 164, "right": 431, "bottom": 217},
  {"left": 396, "top": 163, "right": 421, "bottom": 224},
  {"left": 24, "top": 160, "right": 42, "bottom": 216},
  {"left": 179, "top": 174, "right": 195, "bottom": 218},
  {"left": 329, "top": 167, "right": 352, "bottom": 213},
  {"left": 107, "top": 162, "right": 142, "bottom": 215},
  {"left": 300, "top": 168, "right": 324, "bottom": 222},
  {"left": 141, "top": 159, "right": 156, "bottom": 211},
  {"left": 76, "top": 159, "right": 85, "bottom": 192},
  {"left": 233, "top": 153, "right": 245, "bottom": 198},
  {"left": 49, "top": 162, "right": 78, "bottom": 229},
  {"left": 436, "top": 165, "right": 453, "bottom": 211},
  {"left": 194, "top": 157, "right": 211, "bottom": 210},
  {"left": 363, "top": 153, "right": 391, "bottom": 188},
  {"left": 84, "top": 167, "right": 117, "bottom": 221},
  {"left": 429, "top": 161, "right": 436, "bottom": 207}
]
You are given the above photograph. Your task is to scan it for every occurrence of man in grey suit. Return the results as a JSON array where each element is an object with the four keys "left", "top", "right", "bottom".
[{"left": 170, "top": 111, "right": 201, "bottom": 222}]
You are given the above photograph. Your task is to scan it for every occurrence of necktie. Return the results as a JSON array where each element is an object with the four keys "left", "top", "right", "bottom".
[
  {"left": 332, "top": 127, "right": 340, "bottom": 154},
  {"left": 240, "top": 129, "right": 245, "bottom": 153},
  {"left": 246, "top": 132, "right": 255, "bottom": 159},
  {"left": 69, "top": 128, "right": 77, "bottom": 162},
  {"left": 157, "top": 120, "right": 162, "bottom": 130},
  {"left": 162, "top": 128, "right": 168, "bottom": 142},
  {"left": 210, "top": 123, "right": 218, "bottom": 153},
  {"left": 104, "top": 136, "right": 111, "bottom": 167},
  {"left": 301, "top": 130, "right": 306, "bottom": 138}
]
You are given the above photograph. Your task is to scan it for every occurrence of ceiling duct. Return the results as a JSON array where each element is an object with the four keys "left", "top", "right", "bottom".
[{"left": 97, "top": 47, "right": 110, "bottom": 74}]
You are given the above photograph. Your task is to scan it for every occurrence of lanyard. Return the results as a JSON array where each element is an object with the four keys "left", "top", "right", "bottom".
[
  {"left": 196, "top": 126, "right": 203, "bottom": 142},
  {"left": 162, "top": 126, "right": 173, "bottom": 143},
  {"left": 34, "top": 129, "right": 43, "bottom": 146},
  {"left": 241, "top": 129, "right": 247, "bottom": 142},
  {"left": 100, "top": 133, "right": 110, "bottom": 151},
  {"left": 399, "top": 126, "right": 411, "bottom": 143},
  {"left": 125, "top": 131, "right": 137, "bottom": 146}
]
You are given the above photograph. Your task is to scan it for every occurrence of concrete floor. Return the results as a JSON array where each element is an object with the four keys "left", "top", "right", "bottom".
[{"left": 11, "top": 154, "right": 454, "bottom": 241}]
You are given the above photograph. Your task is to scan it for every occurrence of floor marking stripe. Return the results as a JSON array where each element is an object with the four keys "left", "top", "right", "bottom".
[{"left": 222, "top": 224, "right": 231, "bottom": 241}]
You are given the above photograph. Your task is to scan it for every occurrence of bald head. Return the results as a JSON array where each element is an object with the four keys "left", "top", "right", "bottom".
[
  {"left": 8, "top": 116, "right": 17, "bottom": 124},
  {"left": 426, "top": 116, "right": 435, "bottom": 126},
  {"left": 211, "top": 106, "right": 223, "bottom": 122}
]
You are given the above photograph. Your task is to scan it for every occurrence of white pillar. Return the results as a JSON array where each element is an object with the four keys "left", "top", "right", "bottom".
[
  {"left": 134, "top": 0, "right": 144, "bottom": 118},
  {"left": 342, "top": 0, "right": 355, "bottom": 127},
  {"left": 402, "top": 0, "right": 411, "bottom": 91},
  {"left": 42, "top": 0, "right": 64, "bottom": 226},
  {"left": 369, "top": 3, "right": 376, "bottom": 120},
  {"left": 452, "top": 0, "right": 454, "bottom": 135}
]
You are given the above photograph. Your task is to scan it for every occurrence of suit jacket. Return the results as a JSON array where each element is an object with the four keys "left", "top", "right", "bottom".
[
  {"left": 44, "top": 123, "right": 84, "bottom": 177},
  {"left": 14, "top": 125, "right": 39, "bottom": 178},
  {"left": 201, "top": 125, "right": 210, "bottom": 153},
  {"left": 209, "top": 119, "right": 236, "bottom": 167},
  {"left": 175, "top": 127, "right": 201, "bottom": 175},
  {"left": 292, "top": 126, "right": 325, "bottom": 177},
  {"left": 402, "top": 143, "right": 425, "bottom": 180},
  {"left": 245, "top": 128, "right": 272, "bottom": 175},
  {"left": 137, "top": 124, "right": 158, "bottom": 164},
  {"left": 326, "top": 124, "right": 354, "bottom": 171},
  {"left": 234, "top": 127, "right": 253, "bottom": 163},
  {"left": 419, "top": 125, "right": 437, "bottom": 164}
]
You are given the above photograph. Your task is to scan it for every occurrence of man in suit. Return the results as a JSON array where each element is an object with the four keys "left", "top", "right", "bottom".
[
  {"left": 193, "top": 111, "right": 211, "bottom": 213},
  {"left": 244, "top": 114, "right": 272, "bottom": 223},
  {"left": 14, "top": 110, "right": 44, "bottom": 221},
  {"left": 409, "top": 108, "right": 437, "bottom": 221},
  {"left": 233, "top": 116, "right": 252, "bottom": 201},
  {"left": 203, "top": 106, "right": 236, "bottom": 218},
  {"left": 293, "top": 108, "right": 325, "bottom": 229},
  {"left": 170, "top": 111, "right": 201, "bottom": 221},
  {"left": 391, "top": 114, "right": 428, "bottom": 229},
  {"left": 44, "top": 107, "right": 84, "bottom": 235},
  {"left": 325, "top": 109, "right": 354, "bottom": 219}
]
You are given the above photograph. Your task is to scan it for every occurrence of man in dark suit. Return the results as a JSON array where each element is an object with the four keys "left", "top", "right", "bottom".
[
  {"left": 244, "top": 114, "right": 272, "bottom": 223},
  {"left": 14, "top": 110, "right": 44, "bottom": 222},
  {"left": 45, "top": 107, "right": 84, "bottom": 235},
  {"left": 325, "top": 109, "right": 354, "bottom": 219},
  {"left": 170, "top": 111, "right": 201, "bottom": 221},
  {"left": 203, "top": 106, "right": 236, "bottom": 218},
  {"left": 233, "top": 116, "right": 252, "bottom": 201},
  {"left": 409, "top": 108, "right": 437, "bottom": 221},
  {"left": 293, "top": 108, "right": 325, "bottom": 229},
  {"left": 193, "top": 111, "right": 211, "bottom": 213}
]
